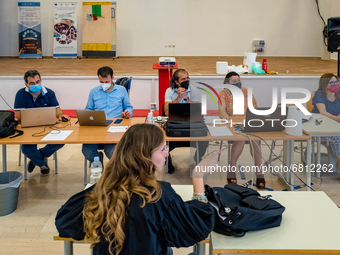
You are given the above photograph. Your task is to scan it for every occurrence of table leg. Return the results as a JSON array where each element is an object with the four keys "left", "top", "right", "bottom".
[
  {"left": 166, "top": 141, "right": 169, "bottom": 173},
  {"left": 283, "top": 141, "right": 289, "bottom": 184},
  {"left": 64, "top": 240, "right": 73, "bottom": 255},
  {"left": 194, "top": 243, "right": 206, "bottom": 255},
  {"left": 84, "top": 159, "right": 87, "bottom": 186},
  {"left": 2, "top": 144, "right": 7, "bottom": 172},
  {"left": 196, "top": 141, "right": 199, "bottom": 164},
  {"left": 289, "top": 140, "right": 295, "bottom": 188},
  {"left": 306, "top": 139, "right": 312, "bottom": 191},
  {"left": 24, "top": 155, "right": 27, "bottom": 180},
  {"left": 317, "top": 136, "right": 321, "bottom": 178}
]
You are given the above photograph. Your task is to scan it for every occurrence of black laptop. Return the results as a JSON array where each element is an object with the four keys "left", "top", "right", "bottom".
[
  {"left": 243, "top": 106, "right": 287, "bottom": 132},
  {"left": 168, "top": 103, "right": 203, "bottom": 121}
]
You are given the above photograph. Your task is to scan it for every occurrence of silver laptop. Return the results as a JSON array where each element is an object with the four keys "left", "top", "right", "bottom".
[
  {"left": 76, "top": 110, "right": 113, "bottom": 126},
  {"left": 20, "top": 107, "right": 56, "bottom": 127}
]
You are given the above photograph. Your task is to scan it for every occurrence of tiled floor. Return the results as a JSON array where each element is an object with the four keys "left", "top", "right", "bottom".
[{"left": 1, "top": 141, "right": 340, "bottom": 255}]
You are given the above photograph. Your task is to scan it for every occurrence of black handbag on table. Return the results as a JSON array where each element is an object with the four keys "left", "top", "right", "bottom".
[{"left": 205, "top": 183, "right": 285, "bottom": 237}]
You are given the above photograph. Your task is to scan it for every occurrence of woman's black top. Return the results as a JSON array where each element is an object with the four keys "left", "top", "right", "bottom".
[{"left": 55, "top": 181, "right": 215, "bottom": 255}]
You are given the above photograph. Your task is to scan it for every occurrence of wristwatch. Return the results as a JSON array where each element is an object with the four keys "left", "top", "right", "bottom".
[{"left": 183, "top": 98, "right": 188, "bottom": 101}]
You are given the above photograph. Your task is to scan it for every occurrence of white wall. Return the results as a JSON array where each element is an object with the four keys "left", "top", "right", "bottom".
[
  {"left": 0, "top": 0, "right": 337, "bottom": 57},
  {"left": 0, "top": 76, "right": 320, "bottom": 112}
]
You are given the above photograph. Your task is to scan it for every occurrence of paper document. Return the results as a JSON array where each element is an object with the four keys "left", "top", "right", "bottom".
[
  {"left": 302, "top": 113, "right": 323, "bottom": 122},
  {"left": 107, "top": 126, "right": 130, "bottom": 133},
  {"left": 207, "top": 125, "right": 233, "bottom": 137},
  {"left": 204, "top": 116, "right": 229, "bottom": 124},
  {"left": 41, "top": 130, "right": 73, "bottom": 141}
]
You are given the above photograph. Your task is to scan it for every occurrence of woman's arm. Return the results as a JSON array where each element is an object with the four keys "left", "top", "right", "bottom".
[
  {"left": 315, "top": 103, "right": 340, "bottom": 122},
  {"left": 218, "top": 90, "right": 230, "bottom": 121},
  {"left": 192, "top": 150, "right": 221, "bottom": 194}
]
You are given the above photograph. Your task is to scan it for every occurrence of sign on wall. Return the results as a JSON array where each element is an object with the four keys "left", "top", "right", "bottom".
[
  {"left": 53, "top": 2, "right": 78, "bottom": 58},
  {"left": 18, "top": 2, "right": 42, "bottom": 58}
]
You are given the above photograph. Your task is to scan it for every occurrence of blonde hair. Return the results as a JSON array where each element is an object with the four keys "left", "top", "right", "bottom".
[{"left": 83, "top": 124, "right": 164, "bottom": 255}]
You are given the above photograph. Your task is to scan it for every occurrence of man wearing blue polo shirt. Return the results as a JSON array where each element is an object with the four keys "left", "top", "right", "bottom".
[
  {"left": 14, "top": 70, "right": 70, "bottom": 176},
  {"left": 82, "top": 66, "right": 133, "bottom": 164}
]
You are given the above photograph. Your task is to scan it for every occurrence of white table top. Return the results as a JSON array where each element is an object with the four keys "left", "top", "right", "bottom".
[
  {"left": 303, "top": 114, "right": 340, "bottom": 135},
  {"left": 211, "top": 191, "right": 340, "bottom": 254}
]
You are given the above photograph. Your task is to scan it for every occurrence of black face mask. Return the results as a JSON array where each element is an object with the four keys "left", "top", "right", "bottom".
[
  {"left": 180, "top": 80, "right": 190, "bottom": 90},
  {"left": 233, "top": 82, "right": 242, "bottom": 89}
]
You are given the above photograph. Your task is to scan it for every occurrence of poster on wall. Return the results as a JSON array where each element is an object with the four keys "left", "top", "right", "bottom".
[
  {"left": 53, "top": 2, "right": 77, "bottom": 58},
  {"left": 18, "top": 2, "right": 42, "bottom": 58}
]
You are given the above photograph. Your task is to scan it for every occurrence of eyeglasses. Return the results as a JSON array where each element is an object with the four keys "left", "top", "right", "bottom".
[
  {"left": 161, "top": 145, "right": 169, "bottom": 154},
  {"left": 329, "top": 81, "right": 339, "bottom": 85}
]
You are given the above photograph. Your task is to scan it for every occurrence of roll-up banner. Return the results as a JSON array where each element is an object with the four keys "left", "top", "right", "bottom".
[
  {"left": 53, "top": 2, "right": 78, "bottom": 58},
  {"left": 18, "top": 2, "right": 42, "bottom": 58}
]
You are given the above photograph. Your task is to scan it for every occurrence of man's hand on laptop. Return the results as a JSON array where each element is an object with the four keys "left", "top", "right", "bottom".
[{"left": 122, "top": 110, "right": 131, "bottom": 119}]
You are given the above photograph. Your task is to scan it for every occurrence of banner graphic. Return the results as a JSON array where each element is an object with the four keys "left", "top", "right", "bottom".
[
  {"left": 53, "top": 2, "right": 77, "bottom": 58},
  {"left": 18, "top": 2, "right": 42, "bottom": 58}
]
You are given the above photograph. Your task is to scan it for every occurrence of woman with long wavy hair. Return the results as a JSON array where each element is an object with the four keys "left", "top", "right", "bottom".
[{"left": 56, "top": 123, "right": 217, "bottom": 255}]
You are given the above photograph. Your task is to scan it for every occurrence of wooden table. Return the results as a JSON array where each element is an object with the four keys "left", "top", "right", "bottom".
[
  {"left": 211, "top": 191, "right": 340, "bottom": 254},
  {"left": 0, "top": 117, "right": 310, "bottom": 190},
  {"left": 0, "top": 118, "right": 144, "bottom": 173}
]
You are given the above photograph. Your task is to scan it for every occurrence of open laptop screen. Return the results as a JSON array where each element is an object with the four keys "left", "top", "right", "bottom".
[
  {"left": 20, "top": 107, "right": 56, "bottom": 127},
  {"left": 76, "top": 110, "right": 113, "bottom": 126},
  {"left": 168, "top": 103, "right": 203, "bottom": 121}
]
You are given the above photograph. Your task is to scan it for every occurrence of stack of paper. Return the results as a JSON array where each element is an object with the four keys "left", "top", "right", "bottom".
[
  {"left": 107, "top": 126, "right": 130, "bottom": 133},
  {"left": 207, "top": 125, "right": 233, "bottom": 137}
]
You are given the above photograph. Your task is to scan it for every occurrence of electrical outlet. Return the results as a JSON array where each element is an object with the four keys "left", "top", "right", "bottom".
[{"left": 151, "top": 103, "right": 156, "bottom": 110}]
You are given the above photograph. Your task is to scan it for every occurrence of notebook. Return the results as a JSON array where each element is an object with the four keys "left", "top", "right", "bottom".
[
  {"left": 20, "top": 107, "right": 56, "bottom": 127},
  {"left": 243, "top": 106, "right": 287, "bottom": 132},
  {"left": 168, "top": 103, "right": 203, "bottom": 121},
  {"left": 76, "top": 110, "right": 113, "bottom": 126}
]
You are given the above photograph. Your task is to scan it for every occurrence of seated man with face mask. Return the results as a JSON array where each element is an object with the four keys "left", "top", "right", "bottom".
[
  {"left": 164, "top": 69, "right": 209, "bottom": 174},
  {"left": 81, "top": 66, "right": 133, "bottom": 165},
  {"left": 14, "top": 69, "right": 70, "bottom": 176}
]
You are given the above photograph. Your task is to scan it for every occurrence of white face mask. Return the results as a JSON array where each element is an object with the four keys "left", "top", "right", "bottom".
[{"left": 100, "top": 82, "right": 111, "bottom": 91}]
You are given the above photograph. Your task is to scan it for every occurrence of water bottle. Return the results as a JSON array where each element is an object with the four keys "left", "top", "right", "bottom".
[
  {"left": 150, "top": 110, "right": 154, "bottom": 124},
  {"left": 90, "top": 156, "right": 102, "bottom": 184},
  {"left": 147, "top": 110, "right": 154, "bottom": 124}
]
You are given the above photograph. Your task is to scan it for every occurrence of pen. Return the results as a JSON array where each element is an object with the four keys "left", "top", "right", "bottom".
[{"left": 75, "top": 120, "right": 79, "bottom": 124}]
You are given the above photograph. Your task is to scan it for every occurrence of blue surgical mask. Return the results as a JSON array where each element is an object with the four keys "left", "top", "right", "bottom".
[
  {"left": 100, "top": 83, "right": 111, "bottom": 91},
  {"left": 29, "top": 84, "right": 42, "bottom": 93}
]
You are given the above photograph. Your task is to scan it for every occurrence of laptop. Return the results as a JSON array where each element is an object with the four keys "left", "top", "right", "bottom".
[
  {"left": 243, "top": 106, "right": 287, "bottom": 132},
  {"left": 20, "top": 107, "right": 56, "bottom": 127},
  {"left": 168, "top": 103, "right": 203, "bottom": 121},
  {"left": 76, "top": 110, "right": 113, "bottom": 126}
]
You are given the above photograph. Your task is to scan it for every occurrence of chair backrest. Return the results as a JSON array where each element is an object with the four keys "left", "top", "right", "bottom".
[
  {"left": 306, "top": 92, "right": 315, "bottom": 112},
  {"left": 115, "top": 77, "right": 132, "bottom": 96}
]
